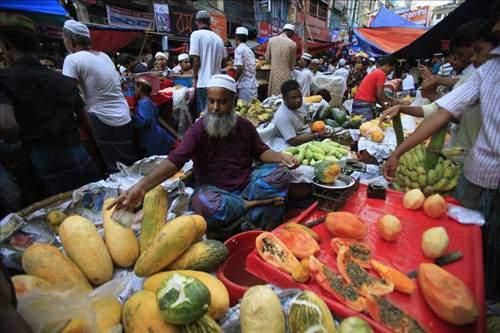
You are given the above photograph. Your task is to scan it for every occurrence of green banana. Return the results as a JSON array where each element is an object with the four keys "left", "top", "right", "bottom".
[
  {"left": 432, "top": 178, "right": 449, "bottom": 192},
  {"left": 404, "top": 176, "right": 412, "bottom": 187},
  {"left": 418, "top": 174, "right": 427, "bottom": 188},
  {"left": 393, "top": 182, "right": 403, "bottom": 191},
  {"left": 423, "top": 186, "right": 434, "bottom": 195},
  {"left": 428, "top": 169, "right": 437, "bottom": 184},
  {"left": 441, "top": 175, "right": 460, "bottom": 192},
  {"left": 441, "top": 146, "right": 467, "bottom": 158},
  {"left": 410, "top": 182, "right": 420, "bottom": 189},
  {"left": 416, "top": 166, "right": 426, "bottom": 176},
  {"left": 435, "top": 162, "right": 444, "bottom": 179},
  {"left": 409, "top": 171, "right": 418, "bottom": 183}
]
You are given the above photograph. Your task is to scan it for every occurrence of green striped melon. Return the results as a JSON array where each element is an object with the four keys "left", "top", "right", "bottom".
[
  {"left": 288, "top": 291, "right": 337, "bottom": 333},
  {"left": 181, "top": 314, "right": 223, "bottom": 333}
]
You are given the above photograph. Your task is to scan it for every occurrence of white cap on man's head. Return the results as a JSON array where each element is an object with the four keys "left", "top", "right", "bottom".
[
  {"left": 178, "top": 53, "right": 189, "bottom": 62},
  {"left": 207, "top": 74, "right": 237, "bottom": 93},
  {"left": 339, "top": 58, "right": 347, "bottom": 66},
  {"left": 311, "top": 58, "right": 320, "bottom": 64},
  {"left": 283, "top": 23, "right": 295, "bottom": 32},
  {"left": 301, "top": 53, "right": 312, "bottom": 61},
  {"left": 63, "top": 19, "right": 90, "bottom": 38},
  {"left": 236, "top": 27, "right": 248, "bottom": 35},
  {"left": 155, "top": 52, "right": 168, "bottom": 60},
  {"left": 196, "top": 10, "right": 211, "bottom": 20},
  {"left": 369, "top": 57, "right": 376, "bottom": 62}
]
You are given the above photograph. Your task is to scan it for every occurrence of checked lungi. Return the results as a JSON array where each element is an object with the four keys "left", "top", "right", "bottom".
[{"left": 190, "top": 164, "right": 289, "bottom": 230}]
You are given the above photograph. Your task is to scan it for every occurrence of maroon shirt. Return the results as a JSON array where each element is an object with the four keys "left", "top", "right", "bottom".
[{"left": 168, "top": 116, "right": 269, "bottom": 191}]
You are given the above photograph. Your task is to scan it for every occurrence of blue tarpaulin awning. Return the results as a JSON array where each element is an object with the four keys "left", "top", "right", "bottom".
[{"left": 0, "top": 0, "right": 68, "bottom": 16}]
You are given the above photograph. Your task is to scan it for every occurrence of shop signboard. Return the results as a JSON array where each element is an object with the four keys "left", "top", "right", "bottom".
[
  {"left": 396, "top": 6, "right": 429, "bottom": 26},
  {"left": 210, "top": 11, "right": 227, "bottom": 42},
  {"left": 106, "top": 5, "right": 154, "bottom": 30},
  {"left": 257, "top": 0, "right": 271, "bottom": 13},
  {"left": 153, "top": 3, "right": 171, "bottom": 33},
  {"left": 258, "top": 21, "right": 271, "bottom": 37}
]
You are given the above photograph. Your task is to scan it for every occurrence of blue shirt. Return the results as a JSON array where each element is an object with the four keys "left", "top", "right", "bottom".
[{"left": 132, "top": 97, "right": 174, "bottom": 157}]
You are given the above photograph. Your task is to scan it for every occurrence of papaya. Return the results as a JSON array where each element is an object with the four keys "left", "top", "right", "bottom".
[
  {"left": 143, "top": 270, "right": 229, "bottom": 320},
  {"left": 59, "top": 215, "right": 113, "bottom": 285},
  {"left": 22, "top": 243, "right": 91, "bottom": 290},
  {"left": 11, "top": 274, "right": 50, "bottom": 298},
  {"left": 255, "top": 232, "right": 309, "bottom": 283},
  {"left": 274, "top": 227, "right": 320, "bottom": 259},
  {"left": 103, "top": 198, "right": 139, "bottom": 268},
  {"left": 122, "top": 290, "right": 179, "bottom": 333},
  {"left": 371, "top": 260, "right": 416, "bottom": 294},
  {"left": 314, "top": 160, "right": 341, "bottom": 183},
  {"left": 418, "top": 263, "right": 479, "bottom": 325},
  {"left": 191, "top": 215, "right": 208, "bottom": 242},
  {"left": 283, "top": 223, "right": 321, "bottom": 242},
  {"left": 337, "top": 247, "right": 394, "bottom": 297},
  {"left": 92, "top": 296, "right": 122, "bottom": 333},
  {"left": 325, "top": 212, "right": 368, "bottom": 240},
  {"left": 308, "top": 256, "right": 366, "bottom": 312},
  {"left": 331, "top": 238, "right": 372, "bottom": 268},
  {"left": 134, "top": 215, "right": 199, "bottom": 277}
]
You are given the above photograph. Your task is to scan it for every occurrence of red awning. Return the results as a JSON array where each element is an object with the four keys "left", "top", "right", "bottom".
[{"left": 89, "top": 27, "right": 142, "bottom": 53}]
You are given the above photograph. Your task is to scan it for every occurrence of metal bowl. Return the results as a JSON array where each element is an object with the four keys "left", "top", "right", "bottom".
[{"left": 312, "top": 174, "right": 356, "bottom": 190}]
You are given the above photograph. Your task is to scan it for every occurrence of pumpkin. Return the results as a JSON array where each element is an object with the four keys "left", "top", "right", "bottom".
[
  {"left": 325, "top": 212, "right": 367, "bottom": 240},
  {"left": 288, "top": 290, "right": 337, "bottom": 333},
  {"left": 422, "top": 194, "right": 447, "bottom": 218},
  {"left": 365, "top": 295, "right": 426, "bottom": 333},
  {"left": 314, "top": 160, "right": 342, "bottom": 184},
  {"left": 240, "top": 286, "right": 285, "bottom": 333},
  {"left": 371, "top": 260, "right": 416, "bottom": 294},
  {"left": 337, "top": 247, "right": 394, "bottom": 297},
  {"left": 331, "top": 238, "right": 372, "bottom": 268},
  {"left": 167, "top": 240, "right": 228, "bottom": 272},
  {"left": 143, "top": 270, "right": 229, "bottom": 320},
  {"left": 418, "top": 263, "right": 479, "bottom": 325},
  {"left": 311, "top": 120, "right": 326, "bottom": 132},
  {"left": 421, "top": 227, "right": 449, "bottom": 259},
  {"left": 255, "top": 232, "right": 309, "bottom": 283},
  {"left": 308, "top": 256, "right": 366, "bottom": 312},
  {"left": 378, "top": 214, "right": 402, "bottom": 242},
  {"left": 157, "top": 273, "right": 211, "bottom": 325},
  {"left": 338, "top": 317, "right": 373, "bottom": 333},
  {"left": 274, "top": 227, "right": 320, "bottom": 259},
  {"left": 181, "top": 314, "right": 223, "bottom": 333}
]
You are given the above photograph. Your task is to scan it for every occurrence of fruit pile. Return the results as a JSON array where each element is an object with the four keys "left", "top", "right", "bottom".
[
  {"left": 235, "top": 98, "right": 275, "bottom": 126},
  {"left": 315, "top": 105, "right": 366, "bottom": 129},
  {"left": 255, "top": 58, "right": 270, "bottom": 70},
  {"left": 284, "top": 138, "right": 350, "bottom": 166},
  {"left": 393, "top": 144, "right": 463, "bottom": 195}
]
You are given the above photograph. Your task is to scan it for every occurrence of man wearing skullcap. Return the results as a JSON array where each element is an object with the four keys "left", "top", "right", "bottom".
[
  {"left": 293, "top": 53, "right": 313, "bottom": 97},
  {"left": 110, "top": 74, "right": 298, "bottom": 237},
  {"left": 62, "top": 19, "right": 137, "bottom": 172},
  {"left": 234, "top": 27, "right": 258, "bottom": 102},
  {"left": 333, "top": 58, "right": 350, "bottom": 83},
  {"left": 190, "top": 10, "right": 227, "bottom": 115},
  {"left": 171, "top": 53, "right": 192, "bottom": 75},
  {"left": 153, "top": 51, "right": 170, "bottom": 75},
  {"left": 0, "top": 14, "right": 100, "bottom": 198},
  {"left": 265, "top": 23, "right": 297, "bottom": 96}
]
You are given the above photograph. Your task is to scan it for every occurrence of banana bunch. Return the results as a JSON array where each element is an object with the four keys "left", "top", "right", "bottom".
[
  {"left": 393, "top": 144, "right": 462, "bottom": 195},
  {"left": 235, "top": 99, "right": 275, "bottom": 126}
]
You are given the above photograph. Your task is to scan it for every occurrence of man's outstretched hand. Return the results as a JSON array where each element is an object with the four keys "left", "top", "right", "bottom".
[
  {"left": 106, "top": 184, "right": 146, "bottom": 211},
  {"left": 382, "top": 154, "right": 399, "bottom": 181}
]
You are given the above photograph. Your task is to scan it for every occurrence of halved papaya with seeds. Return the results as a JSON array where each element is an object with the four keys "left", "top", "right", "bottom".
[
  {"left": 337, "top": 247, "right": 394, "bottom": 297},
  {"left": 308, "top": 256, "right": 366, "bottom": 312},
  {"left": 275, "top": 227, "right": 320, "bottom": 259},
  {"left": 256, "top": 232, "right": 309, "bottom": 283},
  {"left": 365, "top": 295, "right": 427, "bottom": 333},
  {"left": 371, "top": 260, "right": 416, "bottom": 294},
  {"left": 331, "top": 237, "right": 372, "bottom": 268}
]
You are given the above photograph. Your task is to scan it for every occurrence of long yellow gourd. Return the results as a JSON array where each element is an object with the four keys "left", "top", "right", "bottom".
[{"left": 140, "top": 186, "right": 168, "bottom": 254}]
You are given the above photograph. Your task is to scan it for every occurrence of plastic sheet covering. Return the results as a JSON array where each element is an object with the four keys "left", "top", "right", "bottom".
[{"left": 246, "top": 183, "right": 485, "bottom": 333}]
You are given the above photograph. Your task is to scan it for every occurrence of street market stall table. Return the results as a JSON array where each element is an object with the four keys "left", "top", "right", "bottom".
[{"left": 246, "top": 183, "right": 485, "bottom": 333}]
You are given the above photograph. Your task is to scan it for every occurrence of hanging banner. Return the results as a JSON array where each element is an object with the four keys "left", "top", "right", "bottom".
[
  {"left": 258, "top": 21, "right": 271, "bottom": 37},
  {"left": 153, "top": 3, "right": 171, "bottom": 33},
  {"left": 396, "top": 6, "right": 429, "bottom": 26},
  {"left": 210, "top": 11, "right": 227, "bottom": 42},
  {"left": 106, "top": 5, "right": 153, "bottom": 30}
]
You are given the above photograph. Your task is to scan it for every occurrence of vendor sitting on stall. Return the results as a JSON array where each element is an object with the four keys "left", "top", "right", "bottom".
[
  {"left": 273, "top": 80, "right": 325, "bottom": 146},
  {"left": 171, "top": 53, "right": 192, "bottom": 75},
  {"left": 109, "top": 74, "right": 298, "bottom": 234}
]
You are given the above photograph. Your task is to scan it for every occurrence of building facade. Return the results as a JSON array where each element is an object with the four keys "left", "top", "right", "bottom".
[{"left": 429, "top": 0, "right": 465, "bottom": 26}]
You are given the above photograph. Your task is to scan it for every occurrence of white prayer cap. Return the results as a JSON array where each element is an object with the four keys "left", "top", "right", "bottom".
[
  {"left": 282, "top": 23, "right": 295, "bottom": 32},
  {"left": 155, "top": 52, "right": 168, "bottom": 60},
  {"left": 339, "top": 58, "right": 347, "bottom": 66},
  {"left": 301, "top": 53, "right": 312, "bottom": 61},
  {"left": 63, "top": 19, "right": 90, "bottom": 38},
  {"left": 178, "top": 53, "right": 189, "bottom": 62},
  {"left": 196, "top": 10, "right": 210, "bottom": 20},
  {"left": 369, "top": 57, "right": 376, "bottom": 62},
  {"left": 207, "top": 74, "right": 237, "bottom": 93},
  {"left": 311, "top": 58, "right": 320, "bottom": 64},
  {"left": 236, "top": 27, "right": 248, "bottom": 35}
]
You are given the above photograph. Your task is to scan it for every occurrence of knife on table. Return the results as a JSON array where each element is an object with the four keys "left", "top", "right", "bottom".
[
  {"left": 304, "top": 216, "right": 326, "bottom": 228},
  {"left": 407, "top": 251, "right": 464, "bottom": 279}
]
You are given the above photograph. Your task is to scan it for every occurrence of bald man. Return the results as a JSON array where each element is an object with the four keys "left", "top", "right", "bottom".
[{"left": 109, "top": 75, "right": 298, "bottom": 236}]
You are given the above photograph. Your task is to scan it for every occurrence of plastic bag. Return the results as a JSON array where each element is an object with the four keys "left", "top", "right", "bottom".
[
  {"left": 172, "top": 87, "right": 194, "bottom": 136},
  {"left": 311, "top": 74, "right": 346, "bottom": 107},
  {"left": 447, "top": 204, "right": 485, "bottom": 226},
  {"left": 17, "top": 286, "right": 97, "bottom": 333},
  {"left": 90, "top": 272, "right": 144, "bottom": 304}
]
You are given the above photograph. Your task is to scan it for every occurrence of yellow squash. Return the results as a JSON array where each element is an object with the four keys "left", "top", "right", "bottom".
[
  {"left": 134, "top": 216, "right": 198, "bottom": 277},
  {"left": 140, "top": 186, "right": 168, "bottom": 254},
  {"left": 22, "top": 243, "right": 91, "bottom": 290},
  {"left": 143, "top": 270, "right": 229, "bottom": 320},
  {"left": 122, "top": 290, "right": 179, "bottom": 333},
  {"left": 59, "top": 215, "right": 113, "bottom": 285},
  {"left": 103, "top": 198, "right": 139, "bottom": 267},
  {"left": 92, "top": 296, "right": 122, "bottom": 333}
]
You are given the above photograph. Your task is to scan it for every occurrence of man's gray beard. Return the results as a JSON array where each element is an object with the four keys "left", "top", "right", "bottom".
[{"left": 203, "top": 111, "right": 237, "bottom": 138}]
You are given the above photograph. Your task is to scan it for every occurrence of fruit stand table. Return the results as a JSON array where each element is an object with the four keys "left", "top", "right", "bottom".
[{"left": 246, "top": 183, "right": 485, "bottom": 333}]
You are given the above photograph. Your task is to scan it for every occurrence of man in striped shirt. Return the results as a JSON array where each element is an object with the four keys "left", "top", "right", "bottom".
[{"left": 383, "top": 44, "right": 500, "bottom": 300}]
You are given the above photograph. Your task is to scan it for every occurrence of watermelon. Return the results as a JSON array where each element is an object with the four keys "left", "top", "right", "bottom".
[
  {"left": 332, "top": 108, "right": 348, "bottom": 125},
  {"left": 157, "top": 273, "right": 211, "bottom": 325}
]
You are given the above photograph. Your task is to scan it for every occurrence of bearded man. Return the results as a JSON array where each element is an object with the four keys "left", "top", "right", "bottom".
[{"left": 110, "top": 75, "right": 298, "bottom": 235}]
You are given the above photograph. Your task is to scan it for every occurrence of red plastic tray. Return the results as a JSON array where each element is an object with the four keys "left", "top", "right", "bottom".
[{"left": 246, "top": 184, "right": 485, "bottom": 333}]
